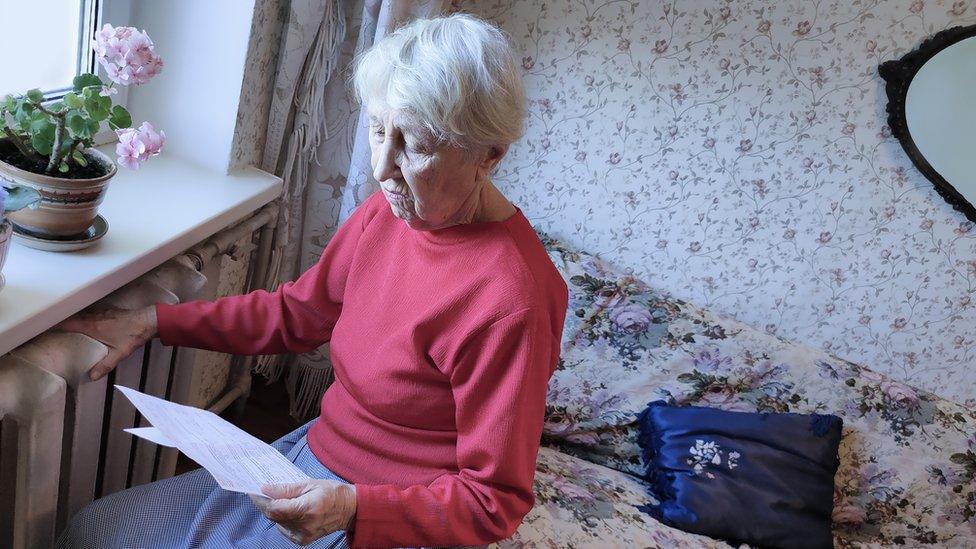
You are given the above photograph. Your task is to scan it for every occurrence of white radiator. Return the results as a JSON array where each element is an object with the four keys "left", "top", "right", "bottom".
[{"left": 0, "top": 204, "right": 278, "bottom": 549}]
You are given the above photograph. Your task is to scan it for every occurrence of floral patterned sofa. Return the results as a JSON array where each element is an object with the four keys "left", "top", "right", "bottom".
[{"left": 494, "top": 234, "right": 976, "bottom": 548}]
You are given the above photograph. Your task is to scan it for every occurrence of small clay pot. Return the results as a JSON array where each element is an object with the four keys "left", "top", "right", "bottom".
[{"left": 0, "top": 140, "right": 117, "bottom": 238}]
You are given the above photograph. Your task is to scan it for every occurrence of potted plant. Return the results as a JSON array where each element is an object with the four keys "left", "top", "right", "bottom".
[
  {"left": 0, "top": 24, "right": 165, "bottom": 243},
  {"left": 0, "top": 184, "right": 41, "bottom": 289}
]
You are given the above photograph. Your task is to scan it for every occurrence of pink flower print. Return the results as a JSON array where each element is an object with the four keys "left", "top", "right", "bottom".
[
  {"left": 818, "top": 231, "right": 832, "bottom": 244},
  {"left": 718, "top": 6, "right": 731, "bottom": 20},
  {"left": 608, "top": 152, "right": 621, "bottom": 165},
  {"left": 580, "top": 24, "right": 592, "bottom": 38},
  {"left": 881, "top": 380, "right": 919, "bottom": 408},
  {"left": 575, "top": 150, "right": 586, "bottom": 162},
  {"left": 753, "top": 178, "right": 767, "bottom": 198},
  {"left": 757, "top": 20, "right": 771, "bottom": 33},
  {"left": 960, "top": 294, "right": 971, "bottom": 307},
  {"left": 891, "top": 317, "right": 908, "bottom": 330},
  {"left": 793, "top": 20, "right": 812, "bottom": 36},
  {"left": 909, "top": 0, "right": 924, "bottom": 14},
  {"left": 687, "top": 241, "right": 702, "bottom": 253},
  {"left": 617, "top": 38, "right": 630, "bottom": 51},
  {"left": 703, "top": 137, "right": 715, "bottom": 149},
  {"left": 699, "top": 386, "right": 754, "bottom": 412},
  {"left": 609, "top": 303, "right": 653, "bottom": 335},
  {"left": 719, "top": 58, "right": 730, "bottom": 70},
  {"left": 866, "top": 40, "right": 877, "bottom": 53},
  {"left": 584, "top": 75, "right": 594, "bottom": 86},
  {"left": 783, "top": 228, "right": 796, "bottom": 240},
  {"left": 859, "top": 314, "right": 871, "bottom": 325},
  {"left": 669, "top": 83, "right": 686, "bottom": 104},
  {"left": 842, "top": 122, "right": 855, "bottom": 135},
  {"left": 521, "top": 56, "right": 535, "bottom": 70},
  {"left": 654, "top": 39, "right": 669, "bottom": 54},
  {"left": 832, "top": 504, "right": 867, "bottom": 525},
  {"left": 809, "top": 66, "right": 826, "bottom": 88},
  {"left": 954, "top": 221, "right": 973, "bottom": 235},
  {"left": 656, "top": 239, "right": 668, "bottom": 249},
  {"left": 920, "top": 219, "right": 934, "bottom": 230},
  {"left": 949, "top": 1, "right": 966, "bottom": 16},
  {"left": 737, "top": 139, "right": 753, "bottom": 152}
]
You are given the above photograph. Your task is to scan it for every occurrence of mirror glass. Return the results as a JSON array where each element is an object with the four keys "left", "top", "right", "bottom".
[{"left": 904, "top": 37, "right": 976, "bottom": 214}]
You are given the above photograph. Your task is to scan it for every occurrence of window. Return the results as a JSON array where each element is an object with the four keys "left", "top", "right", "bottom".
[{"left": 0, "top": 0, "right": 100, "bottom": 100}]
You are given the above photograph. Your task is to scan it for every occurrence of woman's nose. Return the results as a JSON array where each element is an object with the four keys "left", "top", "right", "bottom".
[{"left": 373, "top": 139, "right": 400, "bottom": 183}]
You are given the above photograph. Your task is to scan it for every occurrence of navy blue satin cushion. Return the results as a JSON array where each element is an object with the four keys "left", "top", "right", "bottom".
[{"left": 636, "top": 401, "right": 842, "bottom": 549}]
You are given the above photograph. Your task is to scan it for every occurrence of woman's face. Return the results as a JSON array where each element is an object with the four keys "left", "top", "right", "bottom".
[{"left": 367, "top": 103, "right": 492, "bottom": 231}]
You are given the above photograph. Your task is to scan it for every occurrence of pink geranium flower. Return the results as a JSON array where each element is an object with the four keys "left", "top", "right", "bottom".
[
  {"left": 115, "top": 122, "right": 165, "bottom": 170},
  {"left": 92, "top": 24, "right": 163, "bottom": 86}
]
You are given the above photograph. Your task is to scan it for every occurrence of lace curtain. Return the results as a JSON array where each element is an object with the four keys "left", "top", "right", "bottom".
[{"left": 253, "top": 0, "right": 451, "bottom": 418}]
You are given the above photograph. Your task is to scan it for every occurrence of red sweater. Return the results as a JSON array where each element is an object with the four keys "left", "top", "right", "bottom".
[{"left": 155, "top": 190, "right": 568, "bottom": 548}]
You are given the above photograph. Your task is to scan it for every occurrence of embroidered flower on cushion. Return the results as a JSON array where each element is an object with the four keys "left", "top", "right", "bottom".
[{"left": 687, "top": 439, "right": 740, "bottom": 478}]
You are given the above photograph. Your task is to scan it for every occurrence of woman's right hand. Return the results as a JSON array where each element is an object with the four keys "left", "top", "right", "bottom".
[{"left": 52, "top": 305, "right": 159, "bottom": 381}]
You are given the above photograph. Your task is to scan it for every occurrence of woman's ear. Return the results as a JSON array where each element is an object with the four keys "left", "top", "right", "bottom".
[{"left": 479, "top": 144, "right": 509, "bottom": 172}]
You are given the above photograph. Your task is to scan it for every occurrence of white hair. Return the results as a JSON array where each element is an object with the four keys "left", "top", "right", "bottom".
[{"left": 351, "top": 13, "right": 526, "bottom": 153}]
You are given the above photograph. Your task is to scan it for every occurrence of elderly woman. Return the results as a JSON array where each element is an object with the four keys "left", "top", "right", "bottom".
[{"left": 55, "top": 12, "right": 568, "bottom": 549}]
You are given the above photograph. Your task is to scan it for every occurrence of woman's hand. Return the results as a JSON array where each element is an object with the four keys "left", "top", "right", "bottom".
[
  {"left": 249, "top": 480, "right": 357, "bottom": 546},
  {"left": 51, "top": 305, "right": 158, "bottom": 380}
]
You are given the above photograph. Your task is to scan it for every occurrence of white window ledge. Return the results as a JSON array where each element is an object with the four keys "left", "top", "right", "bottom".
[{"left": 0, "top": 143, "right": 282, "bottom": 355}]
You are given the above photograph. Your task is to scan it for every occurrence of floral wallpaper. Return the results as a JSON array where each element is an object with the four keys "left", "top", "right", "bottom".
[{"left": 461, "top": 0, "right": 976, "bottom": 407}]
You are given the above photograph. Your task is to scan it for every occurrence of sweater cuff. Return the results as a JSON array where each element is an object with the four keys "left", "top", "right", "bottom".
[
  {"left": 346, "top": 483, "right": 395, "bottom": 549},
  {"left": 154, "top": 302, "right": 181, "bottom": 347}
]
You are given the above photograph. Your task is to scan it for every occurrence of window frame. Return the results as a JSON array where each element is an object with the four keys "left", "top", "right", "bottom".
[{"left": 31, "top": 0, "right": 130, "bottom": 146}]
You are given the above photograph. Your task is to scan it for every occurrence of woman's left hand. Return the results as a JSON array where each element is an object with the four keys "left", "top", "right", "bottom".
[{"left": 249, "top": 479, "right": 357, "bottom": 546}]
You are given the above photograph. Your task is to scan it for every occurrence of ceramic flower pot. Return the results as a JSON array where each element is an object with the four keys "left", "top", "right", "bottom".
[
  {"left": 0, "top": 138, "right": 117, "bottom": 238},
  {"left": 0, "top": 218, "right": 12, "bottom": 291}
]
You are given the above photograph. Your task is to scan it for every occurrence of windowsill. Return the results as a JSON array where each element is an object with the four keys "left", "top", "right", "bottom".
[{"left": 0, "top": 143, "right": 282, "bottom": 356}]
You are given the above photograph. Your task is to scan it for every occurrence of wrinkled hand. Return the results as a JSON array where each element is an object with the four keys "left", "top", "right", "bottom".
[
  {"left": 51, "top": 306, "right": 157, "bottom": 380},
  {"left": 250, "top": 480, "right": 357, "bottom": 546}
]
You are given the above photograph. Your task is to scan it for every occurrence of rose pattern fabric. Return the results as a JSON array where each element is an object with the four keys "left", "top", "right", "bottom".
[
  {"left": 493, "top": 447, "right": 735, "bottom": 549},
  {"left": 521, "top": 233, "right": 976, "bottom": 547}
]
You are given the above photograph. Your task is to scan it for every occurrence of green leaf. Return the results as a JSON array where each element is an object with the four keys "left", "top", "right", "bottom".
[
  {"left": 63, "top": 92, "right": 83, "bottom": 109},
  {"left": 30, "top": 124, "right": 56, "bottom": 155},
  {"left": 67, "top": 112, "right": 89, "bottom": 138},
  {"left": 26, "top": 89, "right": 44, "bottom": 103},
  {"left": 29, "top": 111, "right": 51, "bottom": 132},
  {"left": 86, "top": 118, "right": 100, "bottom": 137},
  {"left": 108, "top": 105, "right": 131, "bottom": 130},
  {"left": 3, "top": 185, "right": 41, "bottom": 212},
  {"left": 72, "top": 73, "right": 102, "bottom": 93},
  {"left": 97, "top": 94, "right": 112, "bottom": 111},
  {"left": 72, "top": 150, "right": 88, "bottom": 167},
  {"left": 89, "top": 105, "right": 109, "bottom": 123},
  {"left": 58, "top": 161, "right": 69, "bottom": 173}
]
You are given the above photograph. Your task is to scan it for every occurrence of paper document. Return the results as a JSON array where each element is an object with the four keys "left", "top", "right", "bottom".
[{"left": 117, "top": 385, "right": 308, "bottom": 495}]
